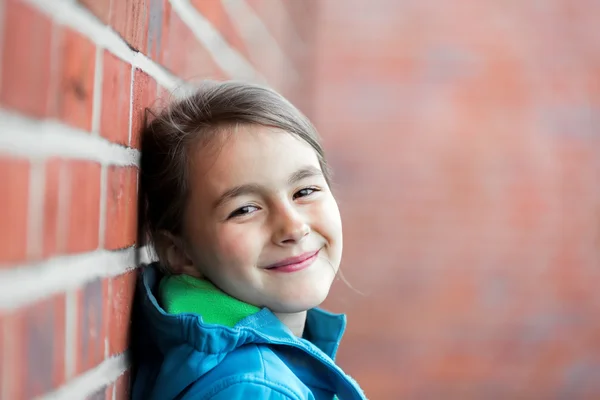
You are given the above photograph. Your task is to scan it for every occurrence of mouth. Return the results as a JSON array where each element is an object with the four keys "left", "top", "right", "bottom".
[{"left": 264, "top": 249, "right": 321, "bottom": 273}]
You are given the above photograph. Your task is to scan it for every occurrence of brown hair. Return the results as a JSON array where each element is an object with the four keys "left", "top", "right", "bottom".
[{"left": 138, "top": 80, "right": 331, "bottom": 271}]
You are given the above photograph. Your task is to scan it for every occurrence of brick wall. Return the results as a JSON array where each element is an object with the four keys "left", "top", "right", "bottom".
[
  {"left": 0, "top": 0, "right": 314, "bottom": 398},
  {"left": 316, "top": 1, "right": 600, "bottom": 398}
]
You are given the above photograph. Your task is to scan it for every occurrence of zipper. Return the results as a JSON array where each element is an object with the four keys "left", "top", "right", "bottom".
[{"left": 253, "top": 332, "right": 365, "bottom": 399}]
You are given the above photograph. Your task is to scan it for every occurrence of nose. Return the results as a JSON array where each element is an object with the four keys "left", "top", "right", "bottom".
[{"left": 271, "top": 204, "right": 310, "bottom": 246}]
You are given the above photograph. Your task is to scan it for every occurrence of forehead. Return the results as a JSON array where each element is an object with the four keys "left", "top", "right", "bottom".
[{"left": 189, "top": 125, "right": 321, "bottom": 194}]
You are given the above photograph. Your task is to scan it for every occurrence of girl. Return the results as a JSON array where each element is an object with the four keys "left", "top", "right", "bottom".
[{"left": 131, "top": 81, "right": 367, "bottom": 400}]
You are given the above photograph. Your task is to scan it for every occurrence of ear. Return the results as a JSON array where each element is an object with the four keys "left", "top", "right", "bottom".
[{"left": 157, "top": 231, "right": 203, "bottom": 278}]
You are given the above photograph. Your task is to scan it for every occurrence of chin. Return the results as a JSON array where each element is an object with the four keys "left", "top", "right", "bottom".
[{"left": 270, "top": 282, "right": 333, "bottom": 313}]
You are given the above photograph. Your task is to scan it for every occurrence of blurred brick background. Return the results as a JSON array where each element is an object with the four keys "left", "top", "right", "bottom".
[
  {"left": 0, "top": 0, "right": 599, "bottom": 399},
  {"left": 316, "top": 1, "right": 600, "bottom": 398}
]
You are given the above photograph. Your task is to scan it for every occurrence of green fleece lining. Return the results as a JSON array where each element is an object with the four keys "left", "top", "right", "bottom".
[{"left": 159, "top": 274, "right": 260, "bottom": 328}]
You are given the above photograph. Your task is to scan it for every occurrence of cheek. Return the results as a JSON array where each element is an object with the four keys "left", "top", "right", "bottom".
[
  {"left": 313, "top": 196, "right": 343, "bottom": 242},
  {"left": 214, "top": 225, "right": 260, "bottom": 266}
]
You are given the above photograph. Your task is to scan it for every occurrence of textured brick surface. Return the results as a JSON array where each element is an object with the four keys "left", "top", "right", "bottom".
[
  {"left": 105, "top": 166, "right": 138, "bottom": 250},
  {"left": 101, "top": 51, "right": 132, "bottom": 145},
  {"left": 0, "top": 0, "right": 53, "bottom": 117},
  {"left": 109, "top": 270, "right": 137, "bottom": 355},
  {"left": 191, "top": 0, "right": 250, "bottom": 60},
  {"left": 130, "top": 69, "right": 157, "bottom": 149},
  {"left": 115, "top": 370, "right": 131, "bottom": 399},
  {"left": 65, "top": 161, "right": 101, "bottom": 254},
  {"left": 78, "top": 0, "right": 111, "bottom": 24},
  {"left": 53, "top": 27, "right": 96, "bottom": 131},
  {"left": 111, "top": 0, "right": 149, "bottom": 54},
  {"left": 43, "top": 158, "right": 63, "bottom": 258},
  {"left": 147, "top": 0, "right": 171, "bottom": 63},
  {"left": 162, "top": 11, "right": 225, "bottom": 81},
  {"left": 19, "top": 295, "right": 67, "bottom": 399},
  {"left": 76, "top": 279, "right": 109, "bottom": 374},
  {"left": 0, "top": 157, "right": 30, "bottom": 264}
]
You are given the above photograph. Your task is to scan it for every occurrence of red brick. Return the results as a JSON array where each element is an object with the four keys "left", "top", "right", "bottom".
[
  {"left": 53, "top": 27, "right": 96, "bottom": 131},
  {"left": 0, "top": 156, "right": 29, "bottom": 264},
  {"left": 156, "top": 83, "right": 172, "bottom": 111},
  {"left": 0, "top": 315, "right": 3, "bottom": 395},
  {"left": 111, "top": 0, "right": 149, "bottom": 53},
  {"left": 2, "top": 312, "right": 23, "bottom": 399},
  {"left": 191, "top": 0, "right": 250, "bottom": 60},
  {"left": 194, "top": 0, "right": 287, "bottom": 87},
  {"left": 0, "top": 0, "right": 53, "bottom": 117},
  {"left": 18, "top": 295, "right": 67, "bottom": 399},
  {"left": 109, "top": 270, "right": 137, "bottom": 355},
  {"left": 106, "top": 384, "right": 114, "bottom": 400},
  {"left": 147, "top": 0, "right": 171, "bottom": 63},
  {"left": 101, "top": 51, "right": 132, "bottom": 146},
  {"left": 76, "top": 279, "right": 109, "bottom": 374},
  {"left": 43, "top": 159, "right": 63, "bottom": 258},
  {"left": 131, "top": 69, "right": 157, "bottom": 149},
  {"left": 114, "top": 370, "right": 131, "bottom": 399},
  {"left": 78, "top": 0, "right": 111, "bottom": 24},
  {"left": 105, "top": 167, "right": 138, "bottom": 250},
  {"left": 0, "top": 313, "right": 21, "bottom": 399},
  {"left": 65, "top": 161, "right": 101, "bottom": 253},
  {"left": 162, "top": 12, "right": 225, "bottom": 81}
]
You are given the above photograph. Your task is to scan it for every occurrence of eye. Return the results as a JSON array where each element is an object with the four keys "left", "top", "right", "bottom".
[
  {"left": 228, "top": 205, "right": 260, "bottom": 219},
  {"left": 293, "top": 187, "right": 319, "bottom": 200}
]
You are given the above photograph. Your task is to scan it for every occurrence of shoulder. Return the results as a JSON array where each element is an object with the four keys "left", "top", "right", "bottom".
[
  {"left": 183, "top": 344, "right": 312, "bottom": 400},
  {"left": 194, "top": 376, "right": 309, "bottom": 400}
]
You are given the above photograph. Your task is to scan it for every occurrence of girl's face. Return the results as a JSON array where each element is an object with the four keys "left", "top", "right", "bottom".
[{"left": 178, "top": 125, "right": 343, "bottom": 313}]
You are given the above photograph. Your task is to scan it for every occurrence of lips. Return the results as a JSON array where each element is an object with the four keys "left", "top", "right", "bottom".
[{"left": 264, "top": 249, "right": 320, "bottom": 270}]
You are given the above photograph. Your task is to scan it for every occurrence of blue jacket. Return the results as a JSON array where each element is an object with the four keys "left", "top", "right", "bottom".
[{"left": 131, "top": 265, "right": 367, "bottom": 400}]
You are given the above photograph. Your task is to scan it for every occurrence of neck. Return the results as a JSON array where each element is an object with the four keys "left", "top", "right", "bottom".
[{"left": 273, "top": 311, "right": 307, "bottom": 337}]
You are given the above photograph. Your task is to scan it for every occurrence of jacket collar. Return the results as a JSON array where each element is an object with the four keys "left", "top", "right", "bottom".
[{"left": 139, "top": 264, "right": 346, "bottom": 359}]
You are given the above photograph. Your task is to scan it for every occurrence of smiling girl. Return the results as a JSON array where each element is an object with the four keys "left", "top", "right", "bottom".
[{"left": 132, "top": 81, "right": 366, "bottom": 400}]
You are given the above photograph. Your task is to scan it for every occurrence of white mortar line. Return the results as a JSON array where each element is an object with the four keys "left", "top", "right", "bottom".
[
  {"left": 0, "top": 246, "right": 155, "bottom": 311},
  {"left": 105, "top": 277, "right": 112, "bottom": 360},
  {"left": 56, "top": 161, "right": 70, "bottom": 254},
  {"left": 64, "top": 290, "right": 77, "bottom": 380},
  {"left": 169, "top": 0, "right": 262, "bottom": 82},
  {"left": 131, "top": 50, "right": 183, "bottom": 89},
  {"left": 128, "top": 66, "right": 135, "bottom": 147},
  {"left": 91, "top": 46, "right": 104, "bottom": 135},
  {"left": 23, "top": 0, "right": 182, "bottom": 91},
  {"left": 47, "top": 24, "right": 63, "bottom": 117},
  {"left": 26, "top": 160, "right": 45, "bottom": 260},
  {"left": 98, "top": 165, "right": 108, "bottom": 249},
  {"left": 99, "top": 163, "right": 110, "bottom": 365},
  {"left": 36, "top": 352, "right": 130, "bottom": 400},
  {"left": 221, "top": 0, "right": 299, "bottom": 84},
  {"left": 1, "top": 314, "right": 10, "bottom": 400},
  {"left": 0, "top": 110, "right": 140, "bottom": 166}
]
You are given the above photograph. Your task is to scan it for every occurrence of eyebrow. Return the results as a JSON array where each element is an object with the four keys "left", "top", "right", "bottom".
[
  {"left": 287, "top": 166, "right": 323, "bottom": 185},
  {"left": 213, "top": 184, "right": 262, "bottom": 210},
  {"left": 213, "top": 166, "right": 324, "bottom": 209}
]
